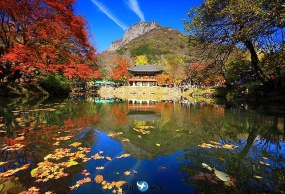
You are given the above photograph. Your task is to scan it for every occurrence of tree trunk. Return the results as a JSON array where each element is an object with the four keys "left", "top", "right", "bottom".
[{"left": 244, "top": 40, "right": 266, "bottom": 84}]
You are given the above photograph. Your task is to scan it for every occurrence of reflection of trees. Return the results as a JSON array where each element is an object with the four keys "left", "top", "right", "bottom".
[
  {"left": 0, "top": 99, "right": 100, "bottom": 193},
  {"left": 179, "top": 108, "right": 285, "bottom": 193}
]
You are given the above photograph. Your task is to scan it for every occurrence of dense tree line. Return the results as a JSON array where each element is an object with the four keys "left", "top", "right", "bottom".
[{"left": 183, "top": 0, "right": 285, "bottom": 89}]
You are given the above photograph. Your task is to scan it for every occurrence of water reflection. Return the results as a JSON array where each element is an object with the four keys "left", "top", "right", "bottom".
[{"left": 0, "top": 96, "right": 284, "bottom": 193}]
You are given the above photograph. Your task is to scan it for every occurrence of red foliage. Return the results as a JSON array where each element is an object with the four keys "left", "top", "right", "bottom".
[
  {"left": 112, "top": 57, "right": 131, "bottom": 82},
  {"left": 0, "top": 0, "right": 100, "bottom": 80}
]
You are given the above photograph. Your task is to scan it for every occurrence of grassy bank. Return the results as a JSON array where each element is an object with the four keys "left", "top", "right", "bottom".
[{"left": 98, "top": 86, "right": 182, "bottom": 101}]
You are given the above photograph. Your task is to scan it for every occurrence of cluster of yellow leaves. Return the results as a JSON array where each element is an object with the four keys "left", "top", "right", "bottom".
[
  {"left": 53, "top": 135, "right": 73, "bottom": 141},
  {"left": 108, "top": 132, "right": 123, "bottom": 137},
  {"left": 94, "top": 175, "right": 126, "bottom": 194},
  {"left": 198, "top": 141, "right": 238, "bottom": 150},
  {"left": 31, "top": 146, "right": 90, "bottom": 182},
  {"left": 133, "top": 126, "right": 153, "bottom": 135},
  {"left": 70, "top": 177, "right": 92, "bottom": 190},
  {"left": 1, "top": 143, "right": 25, "bottom": 151},
  {"left": 0, "top": 164, "right": 29, "bottom": 178},
  {"left": 19, "top": 186, "right": 40, "bottom": 194}
]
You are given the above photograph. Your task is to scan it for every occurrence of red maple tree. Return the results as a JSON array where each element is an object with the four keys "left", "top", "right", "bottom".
[
  {"left": 111, "top": 57, "right": 131, "bottom": 83},
  {"left": 0, "top": 0, "right": 100, "bottom": 81}
]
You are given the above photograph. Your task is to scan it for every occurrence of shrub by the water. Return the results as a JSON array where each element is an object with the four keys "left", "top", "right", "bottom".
[{"left": 39, "top": 75, "right": 71, "bottom": 96}]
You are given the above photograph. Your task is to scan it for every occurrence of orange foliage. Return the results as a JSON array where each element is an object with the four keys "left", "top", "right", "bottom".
[
  {"left": 0, "top": 0, "right": 100, "bottom": 80},
  {"left": 156, "top": 74, "right": 173, "bottom": 85},
  {"left": 112, "top": 57, "right": 131, "bottom": 82}
]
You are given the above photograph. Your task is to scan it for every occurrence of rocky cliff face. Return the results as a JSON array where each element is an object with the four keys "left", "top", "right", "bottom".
[{"left": 107, "top": 21, "right": 163, "bottom": 51}]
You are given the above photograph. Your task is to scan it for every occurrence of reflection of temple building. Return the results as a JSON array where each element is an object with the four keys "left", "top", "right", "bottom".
[
  {"left": 127, "top": 99, "right": 161, "bottom": 122},
  {"left": 128, "top": 65, "right": 163, "bottom": 86}
]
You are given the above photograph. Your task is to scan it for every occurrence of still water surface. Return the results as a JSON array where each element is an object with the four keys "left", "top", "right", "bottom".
[{"left": 0, "top": 97, "right": 284, "bottom": 193}]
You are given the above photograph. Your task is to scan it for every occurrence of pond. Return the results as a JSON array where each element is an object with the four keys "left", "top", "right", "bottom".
[{"left": 0, "top": 96, "right": 284, "bottom": 194}]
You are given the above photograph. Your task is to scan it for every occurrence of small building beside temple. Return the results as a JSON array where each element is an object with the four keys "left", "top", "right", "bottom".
[{"left": 127, "top": 65, "right": 163, "bottom": 86}]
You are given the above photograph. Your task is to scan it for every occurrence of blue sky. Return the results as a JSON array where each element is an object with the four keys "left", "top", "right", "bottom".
[{"left": 74, "top": 0, "right": 202, "bottom": 53}]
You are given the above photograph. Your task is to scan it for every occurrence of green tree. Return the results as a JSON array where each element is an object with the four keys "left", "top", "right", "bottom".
[{"left": 184, "top": 0, "right": 285, "bottom": 86}]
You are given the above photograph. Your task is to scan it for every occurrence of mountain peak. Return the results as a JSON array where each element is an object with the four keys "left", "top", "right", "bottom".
[{"left": 107, "top": 21, "right": 162, "bottom": 51}]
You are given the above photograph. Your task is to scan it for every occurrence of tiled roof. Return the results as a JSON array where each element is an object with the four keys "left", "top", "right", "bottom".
[{"left": 128, "top": 65, "right": 163, "bottom": 72}]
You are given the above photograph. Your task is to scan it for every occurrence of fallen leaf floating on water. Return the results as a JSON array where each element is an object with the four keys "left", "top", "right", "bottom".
[
  {"left": 133, "top": 170, "right": 138, "bottom": 174},
  {"left": 198, "top": 142, "right": 238, "bottom": 149},
  {"left": 202, "top": 163, "right": 213, "bottom": 171},
  {"left": 95, "top": 175, "right": 104, "bottom": 183},
  {"left": 124, "top": 171, "right": 131, "bottom": 176},
  {"left": 92, "top": 153, "right": 105, "bottom": 160},
  {"left": 70, "top": 177, "right": 91, "bottom": 190},
  {"left": 108, "top": 132, "right": 123, "bottom": 137},
  {"left": 259, "top": 161, "right": 270, "bottom": 166},
  {"left": 14, "top": 136, "right": 25, "bottom": 141},
  {"left": 209, "top": 141, "right": 220, "bottom": 145},
  {"left": 19, "top": 186, "right": 40, "bottom": 194},
  {"left": 81, "top": 169, "right": 90, "bottom": 176},
  {"left": 106, "top": 156, "right": 112, "bottom": 161},
  {"left": 0, "top": 164, "right": 30, "bottom": 178},
  {"left": 254, "top": 175, "right": 263, "bottom": 179},
  {"left": 70, "top": 142, "right": 82, "bottom": 147},
  {"left": 96, "top": 166, "right": 105, "bottom": 170},
  {"left": 213, "top": 168, "right": 231, "bottom": 182},
  {"left": 116, "top": 153, "right": 130, "bottom": 159}
]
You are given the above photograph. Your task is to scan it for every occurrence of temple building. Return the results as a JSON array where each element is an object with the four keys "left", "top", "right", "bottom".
[{"left": 127, "top": 65, "right": 163, "bottom": 86}]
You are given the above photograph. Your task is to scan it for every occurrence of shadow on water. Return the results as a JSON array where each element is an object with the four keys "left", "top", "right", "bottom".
[{"left": 0, "top": 96, "right": 284, "bottom": 193}]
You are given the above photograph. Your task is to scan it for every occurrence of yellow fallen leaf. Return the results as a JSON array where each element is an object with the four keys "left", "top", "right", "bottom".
[
  {"left": 115, "top": 180, "right": 126, "bottom": 187},
  {"left": 254, "top": 175, "right": 263, "bottom": 179},
  {"left": 124, "top": 171, "right": 131, "bottom": 176},
  {"left": 116, "top": 154, "right": 130, "bottom": 159},
  {"left": 15, "top": 136, "right": 25, "bottom": 141},
  {"left": 156, "top": 143, "right": 160, "bottom": 146},
  {"left": 70, "top": 142, "right": 82, "bottom": 147},
  {"left": 214, "top": 168, "right": 230, "bottom": 182},
  {"left": 106, "top": 156, "right": 112, "bottom": 161}
]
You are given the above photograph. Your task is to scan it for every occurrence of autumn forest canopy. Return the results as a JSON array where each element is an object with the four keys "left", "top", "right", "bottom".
[{"left": 0, "top": 0, "right": 100, "bottom": 85}]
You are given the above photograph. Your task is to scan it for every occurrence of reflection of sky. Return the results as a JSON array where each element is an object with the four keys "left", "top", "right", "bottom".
[{"left": 70, "top": 131, "right": 195, "bottom": 194}]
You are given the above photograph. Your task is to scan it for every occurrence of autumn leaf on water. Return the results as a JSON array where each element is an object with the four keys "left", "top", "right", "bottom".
[
  {"left": 202, "top": 163, "right": 212, "bottom": 171},
  {"left": 14, "top": 136, "right": 25, "bottom": 141},
  {"left": 53, "top": 141, "right": 60, "bottom": 146},
  {"left": 106, "top": 156, "right": 112, "bottom": 161},
  {"left": 70, "top": 142, "right": 82, "bottom": 147},
  {"left": 254, "top": 175, "right": 263, "bottom": 179},
  {"left": 259, "top": 161, "right": 270, "bottom": 166},
  {"left": 94, "top": 174, "right": 104, "bottom": 183},
  {"left": 19, "top": 186, "right": 40, "bottom": 194},
  {"left": 0, "top": 161, "right": 8, "bottom": 166},
  {"left": 124, "top": 171, "right": 131, "bottom": 176},
  {"left": 92, "top": 153, "right": 105, "bottom": 160},
  {"left": 116, "top": 153, "right": 130, "bottom": 159},
  {"left": 96, "top": 166, "right": 105, "bottom": 170},
  {"left": 213, "top": 168, "right": 230, "bottom": 182},
  {"left": 115, "top": 180, "right": 127, "bottom": 187}
]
